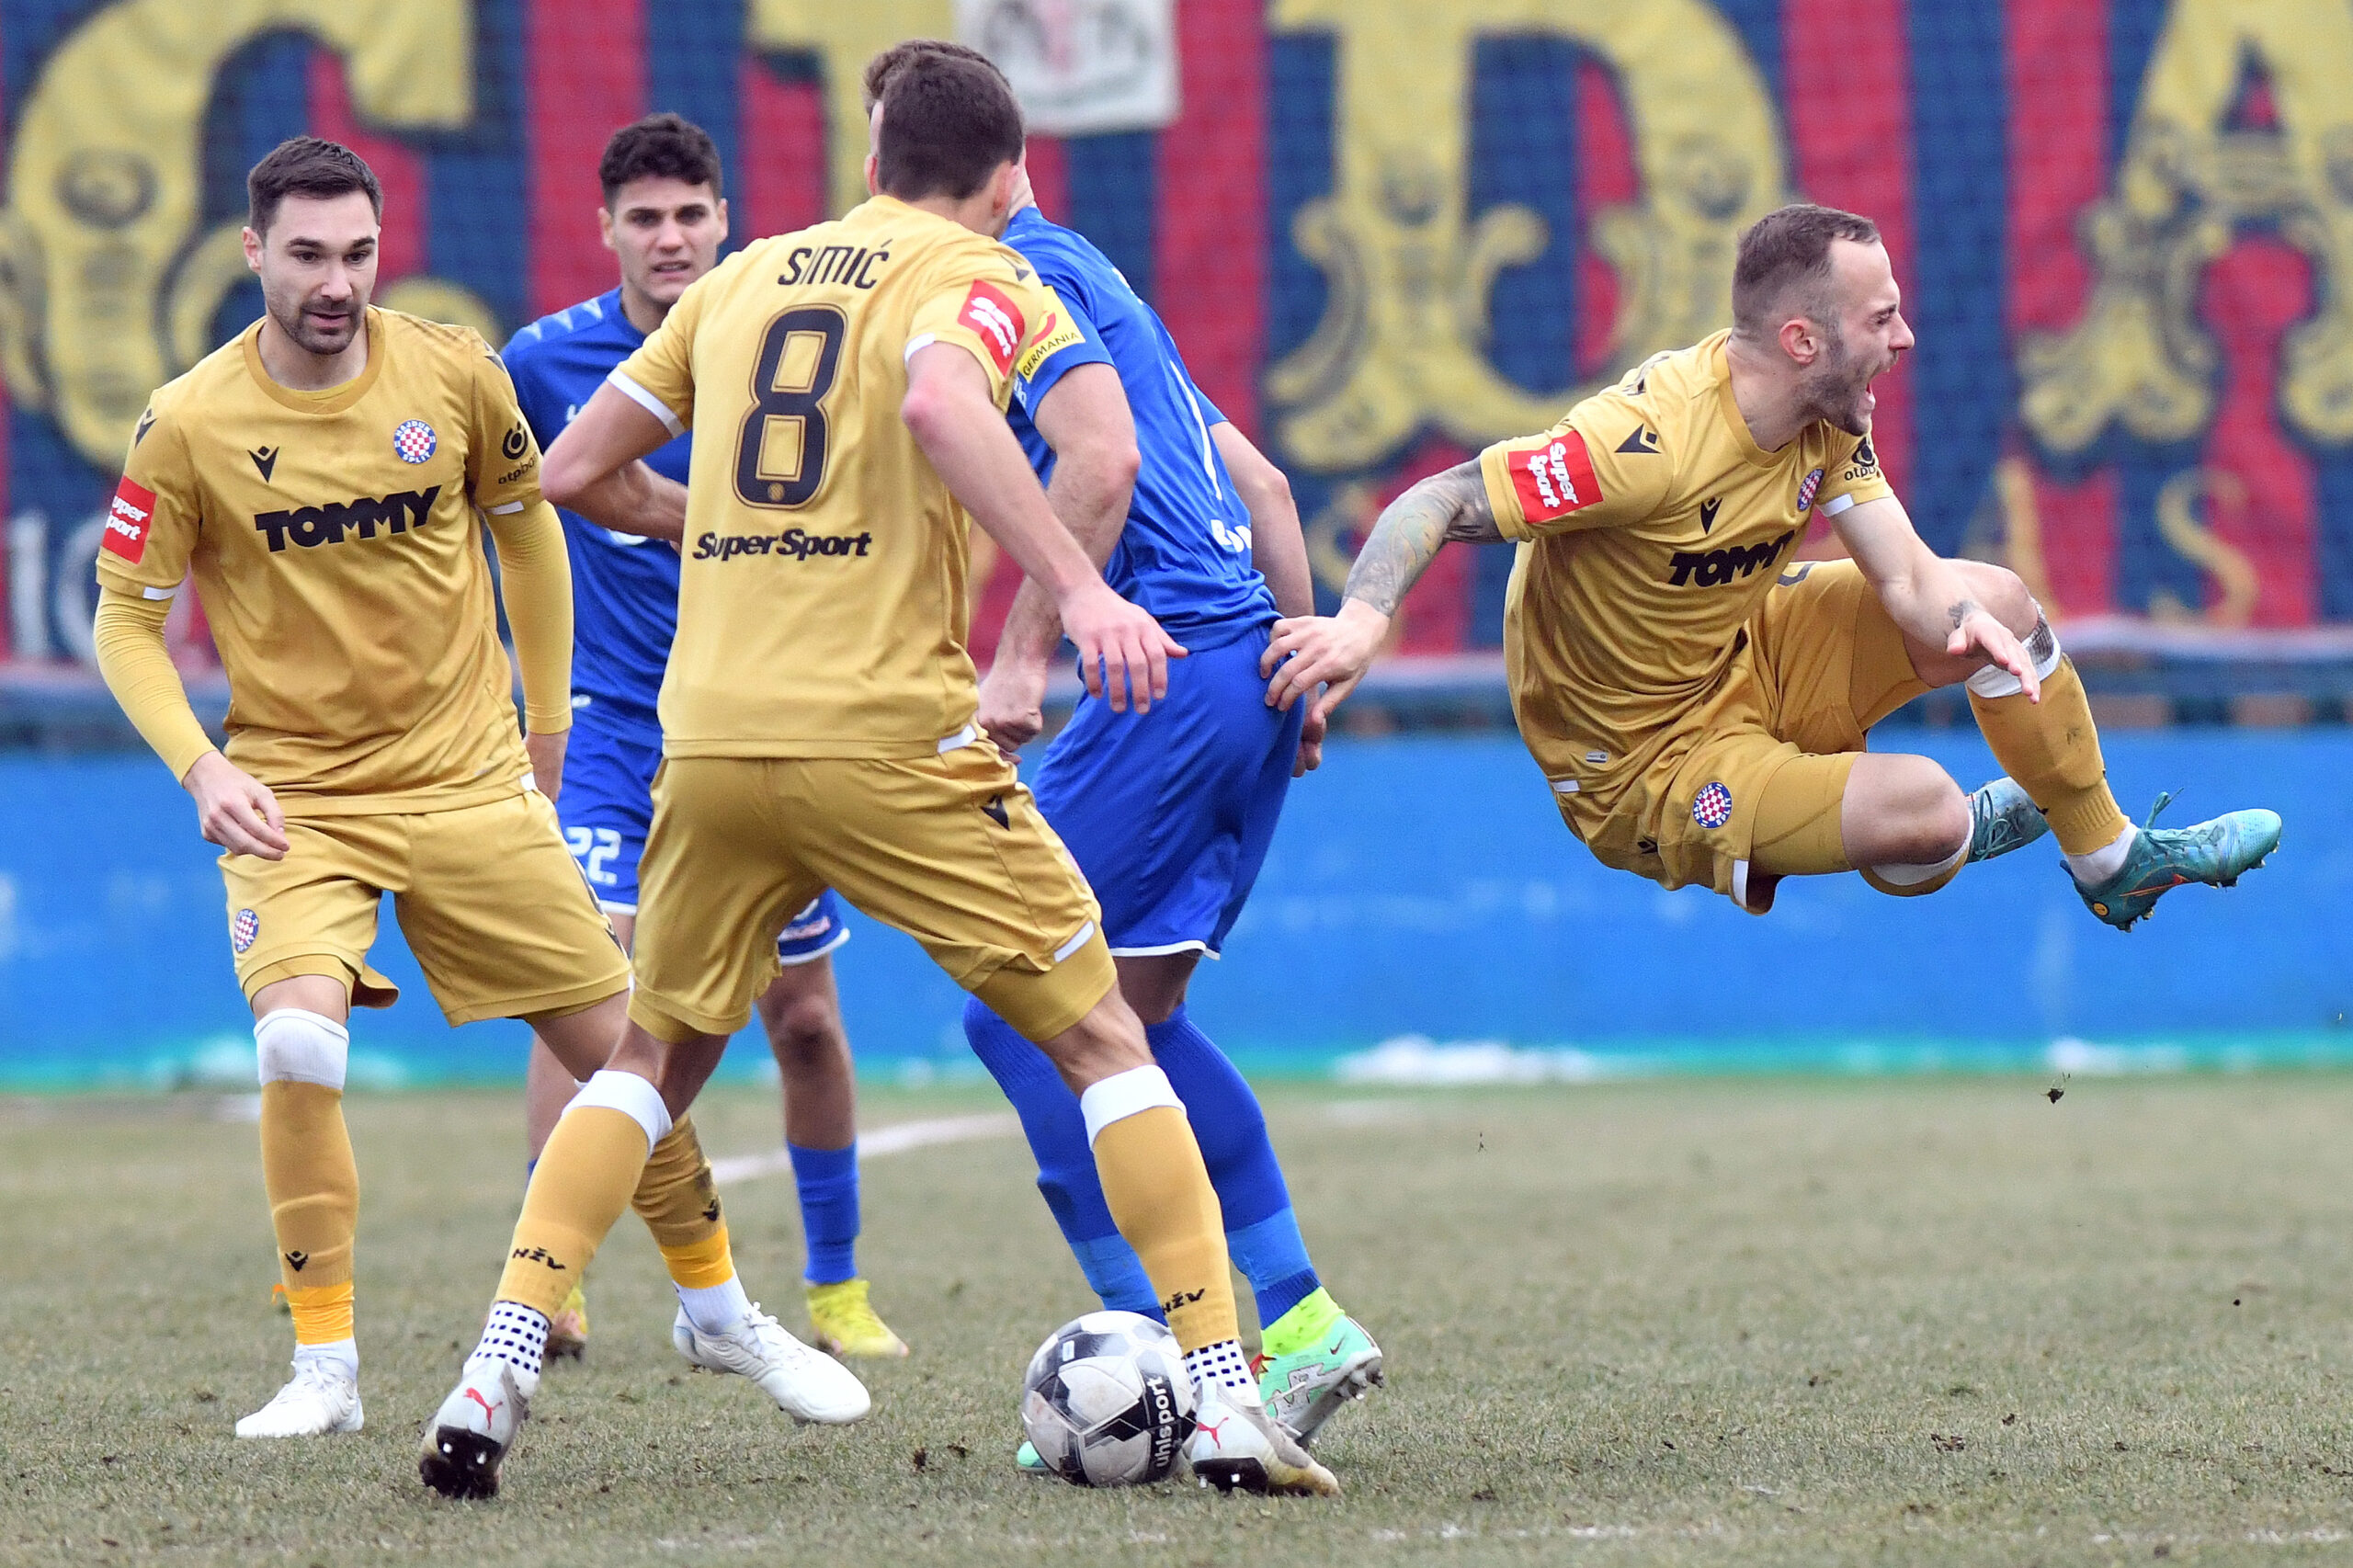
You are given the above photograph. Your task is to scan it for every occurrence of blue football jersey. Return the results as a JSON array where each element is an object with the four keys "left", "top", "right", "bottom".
[
  {"left": 1003, "top": 210, "right": 1278, "bottom": 647},
  {"left": 502, "top": 289, "right": 688, "bottom": 741}
]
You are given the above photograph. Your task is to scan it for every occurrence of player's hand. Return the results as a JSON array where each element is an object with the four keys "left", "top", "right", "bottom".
[
  {"left": 525, "top": 728, "right": 569, "bottom": 803},
  {"left": 1949, "top": 610, "right": 2040, "bottom": 703},
  {"left": 1261, "top": 599, "right": 1389, "bottom": 724},
  {"left": 1291, "top": 705, "right": 1328, "bottom": 777},
  {"left": 182, "top": 751, "right": 289, "bottom": 860},
  {"left": 1056, "top": 580, "right": 1186, "bottom": 713},
  {"left": 977, "top": 653, "right": 1051, "bottom": 752}
]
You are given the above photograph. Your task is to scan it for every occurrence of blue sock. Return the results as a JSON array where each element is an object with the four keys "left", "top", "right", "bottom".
[
  {"left": 786, "top": 1141, "right": 859, "bottom": 1285},
  {"left": 965, "top": 997, "right": 1162, "bottom": 1318},
  {"left": 1147, "top": 1007, "right": 1321, "bottom": 1326}
]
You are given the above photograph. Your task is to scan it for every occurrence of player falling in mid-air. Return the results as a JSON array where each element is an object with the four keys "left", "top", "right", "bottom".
[
  {"left": 1266, "top": 203, "right": 2280, "bottom": 926},
  {"left": 503, "top": 112, "right": 905, "bottom": 1364},
  {"left": 856, "top": 41, "right": 1381, "bottom": 1461},
  {"left": 91, "top": 138, "right": 863, "bottom": 1442},
  {"left": 417, "top": 52, "right": 1336, "bottom": 1499}
]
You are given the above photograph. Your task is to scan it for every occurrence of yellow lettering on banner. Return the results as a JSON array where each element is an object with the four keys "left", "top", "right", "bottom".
[
  {"left": 745, "top": 0, "right": 957, "bottom": 222},
  {"left": 0, "top": 0, "right": 472, "bottom": 470},
  {"left": 2020, "top": 0, "right": 2353, "bottom": 451},
  {"left": 1265, "top": 0, "right": 1786, "bottom": 472}
]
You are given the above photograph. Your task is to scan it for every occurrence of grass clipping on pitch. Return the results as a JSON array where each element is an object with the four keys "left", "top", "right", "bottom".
[{"left": 3, "top": 1076, "right": 2352, "bottom": 1566}]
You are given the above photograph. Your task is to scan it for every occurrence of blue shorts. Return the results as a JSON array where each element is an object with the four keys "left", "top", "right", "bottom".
[
  {"left": 1029, "top": 625, "right": 1301, "bottom": 957},
  {"left": 559, "top": 704, "right": 850, "bottom": 966}
]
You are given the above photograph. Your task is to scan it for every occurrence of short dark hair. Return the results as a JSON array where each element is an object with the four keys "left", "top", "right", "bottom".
[
  {"left": 861, "top": 39, "right": 1005, "bottom": 112},
  {"left": 598, "top": 113, "right": 722, "bottom": 207},
  {"left": 247, "top": 137, "right": 381, "bottom": 236},
  {"left": 1732, "top": 203, "right": 1881, "bottom": 338},
  {"left": 876, "top": 52, "right": 1024, "bottom": 202}
]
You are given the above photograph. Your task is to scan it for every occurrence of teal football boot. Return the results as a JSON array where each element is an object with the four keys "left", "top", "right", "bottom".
[
  {"left": 2074, "top": 791, "right": 2281, "bottom": 931},
  {"left": 1967, "top": 777, "right": 2050, "bottom": 863}
]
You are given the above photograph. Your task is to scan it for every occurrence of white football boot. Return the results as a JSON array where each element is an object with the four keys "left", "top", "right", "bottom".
[
  {"left": 234, "top": 1356, "right": 363, "bottom": 1438},
  {"left": 671, "top": 1303, "right": 871, "bottom": 1424},
  {"left": 416, "top": 1359, "right": 533, "bottom": 1500},
  {"left": 1186, "top": 1380, "right": 1340, "bottom": 1496}
]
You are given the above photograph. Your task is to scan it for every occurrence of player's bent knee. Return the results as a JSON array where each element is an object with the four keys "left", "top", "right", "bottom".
[{"left": 254, "top": 1008, "right": 350, "bottom": 1090}]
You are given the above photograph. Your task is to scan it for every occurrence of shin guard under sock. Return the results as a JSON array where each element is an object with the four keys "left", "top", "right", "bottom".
[
  {"left": 259, "top": 1080, "right": 358, "bottom": 1344},
  {"left": 630, "top": 1116, "right": 736, "bottom": 1290},
  {"left": 1969, "top": 648, "right": 2128, "bottom": 856},
  {"left": 496, "top": 1074, "right": 668, "bottom": 1317},
  {"left": 786, "top": 1142, "right": 860, "bottom": 1285},
  {"left": 1083, "top": 1072, "right": 1236, "bottom": 1354}
]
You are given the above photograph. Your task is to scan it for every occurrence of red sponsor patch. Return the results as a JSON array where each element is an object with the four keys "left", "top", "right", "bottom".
[
  {"left": 102, "top": 476, "right": 157, "bottom": 563},
  {"left": 1507, "top": 429, "right": 1602, "bottom": 524},
  {"left": 957, "top": 279, "right": 1028, "bottom": 376}
]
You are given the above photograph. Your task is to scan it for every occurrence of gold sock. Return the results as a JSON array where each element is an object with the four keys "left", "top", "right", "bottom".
[
  {"left": 259, "top": 1081, "right": 358, "bottom": 1344},
  {"left": 631, "top": 1117, "right": 737, "bottom": 1289},
  {"left": 494, "top": 1107, "right": 652, "bottom": 1317},
  {"left": 1969, "top": 655, "right": 2130, "bottom": 855},
  {"left": 1091, "top": 1105, "right": 1238, "bottom": 1354}
]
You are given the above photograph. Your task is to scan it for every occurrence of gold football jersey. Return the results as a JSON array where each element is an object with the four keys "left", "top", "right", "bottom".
[
  {"left": 96, "top": 308, "right": 546, "bottom": 816},
  {"left": 612, "top": 194, "right": 1067, "bottom": 758},
  {"left": 1478, "top": 330, "right": 1894, "bottom": 778}
]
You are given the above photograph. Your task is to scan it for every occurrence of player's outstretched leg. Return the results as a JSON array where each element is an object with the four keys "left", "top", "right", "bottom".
[
  {"left": 756, "top": 946, "right": 909, "bottom": 1358},
  {"left": 1145, "top": 1008, "right": 1383, "bottom": 1443},
  {"left": 238, "top": 996, "right": 364, "bottom": 1439},
  {"left": 991, "top": 994, "right": 1340, "bottom": 1494},
  {"left": 1962, "top": 612, "right": 2280, "bottom": 928},
  {"left": 634, "top": 1110, "right": 870, "bottom": 1422},
  {"left": 521, "top": 1041, "right": 592, "bottom": 1360}
]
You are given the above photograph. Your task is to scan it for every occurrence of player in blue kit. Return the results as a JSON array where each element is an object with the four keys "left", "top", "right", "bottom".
[
  {"left": 858, "top": 41, "right": 1381, "bottom": 1458},
  {"left": 502, "top": 114, "right": 905, "bottom": 1363}
]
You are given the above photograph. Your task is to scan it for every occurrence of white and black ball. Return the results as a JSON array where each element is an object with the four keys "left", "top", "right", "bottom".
[{"left": 1019, "top": 1310, "right": 1197, "bottom": 1486}]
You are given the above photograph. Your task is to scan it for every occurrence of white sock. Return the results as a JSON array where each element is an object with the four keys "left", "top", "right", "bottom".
[
  {"left": 468, "top": 1301, "right": 548, "bottom": 1384},
  {"left": 2064, "top": 821, "right": 2138, "bottom": 886},
  {"left": 1871, "top": 840, "right": 1967, "bottom": 886},
  {"left": 676, "top": 1275, "right": 753, "bottom": 1335},
  {"left": 1182, "top": 1337, "right": 1257, "bottom": 1401},
  {"left": 292, "top": 1337, "right": 358, "bottom": 1378}
]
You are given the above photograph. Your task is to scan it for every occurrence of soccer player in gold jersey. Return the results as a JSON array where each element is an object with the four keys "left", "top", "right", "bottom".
[
  {"left": 1266, "top": 203, "right": 2279, "bottom": 923},
  {"left": 94, "top": 138, "right": 864, "bottom": 1442},
  {"left": 419, "top": 53, "right": 1337, "bottom": 1500}
]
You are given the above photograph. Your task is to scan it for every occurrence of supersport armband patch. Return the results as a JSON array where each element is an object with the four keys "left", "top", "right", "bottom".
[
  {"left": 958, "top": 280, "right": 1028, "bottom": 376},
  {"left": 1507, "top": 430, "right": 1601, "bottom": 523},
  {"left": 104, "top": 476, "right": 157, "bottom": 562}
]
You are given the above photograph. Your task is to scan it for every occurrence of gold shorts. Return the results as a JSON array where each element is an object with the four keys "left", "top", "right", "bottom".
[
  {"left": 628, "top": 744, "right": 1115, "bottom": 1045},
  {"left": 222, "top": 788, "right": 630, "bottom": 1024},
  {"left": 1545, "top": 560, "right": 1929, "bottom": 902}
]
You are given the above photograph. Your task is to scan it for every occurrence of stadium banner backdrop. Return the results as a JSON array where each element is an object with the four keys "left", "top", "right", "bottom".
[
  {"left": 2, "top": 730, "right": 2345, "bottom": 1088},
  {"left": 0, "top": 0, "right": 2349, "bottom": 674}
]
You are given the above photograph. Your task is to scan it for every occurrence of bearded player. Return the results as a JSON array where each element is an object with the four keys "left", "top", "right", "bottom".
[
  {"left": 504, "top": 113, "right": 906, "bottom": 1364},
  {"left": 417, "top": 54, "right": 1336, "bottom": 1499},
  {"left": 855, "top": 41, "right": 1382, "bottom": 1458},
  {"left": 92, "top": 137, "right": 864, "bottom": 1441},
  {"left": 1266, "top": 204, "right": 2279, "bottom": 925}
]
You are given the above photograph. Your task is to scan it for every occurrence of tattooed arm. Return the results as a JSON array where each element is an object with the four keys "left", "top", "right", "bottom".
[{"left": 1259, "top": 458, "right": 1504, "bottom": 721}]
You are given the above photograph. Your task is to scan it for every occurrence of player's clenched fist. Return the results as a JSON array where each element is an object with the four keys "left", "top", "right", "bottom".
[
  {"left": 181, "top": 750, "right": 290, "bottom": 860},
  {"left": 1260, "top": 598, "right": 1390, "bottom": 725},
  {"left": 1056, "top": 578, "right": 1186, "bottom": 714}
]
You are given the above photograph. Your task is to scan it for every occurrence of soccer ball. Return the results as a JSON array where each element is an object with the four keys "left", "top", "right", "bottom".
[{"left": 1020, "top": 1310, "right": 1197, "bottom": 1486}]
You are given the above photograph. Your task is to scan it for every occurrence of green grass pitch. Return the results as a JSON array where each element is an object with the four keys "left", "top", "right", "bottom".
[{"left": 6, "top": 1074, "right": 2353, "bottom": 1565}]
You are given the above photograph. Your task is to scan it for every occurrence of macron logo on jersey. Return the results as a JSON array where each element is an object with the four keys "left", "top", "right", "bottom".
[
  {"left": 959, "top": 280, "right": 1027, "bottom": 375},
  {"left": 1511, "top": 430, "right": 1601, "bottom": 523},
  {"left": 103, "top": 476, "right": 157, "bottom": 562}
]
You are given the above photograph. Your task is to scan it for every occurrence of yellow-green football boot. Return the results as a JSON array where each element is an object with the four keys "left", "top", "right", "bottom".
[{"left": 806, "top": 1278, "right": 909, "bottom": 1358}]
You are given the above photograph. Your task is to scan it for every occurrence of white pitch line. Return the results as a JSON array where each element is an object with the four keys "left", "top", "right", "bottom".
[{"left": 710, "top": 1111, "right": 1021, "bottom": 1186}]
